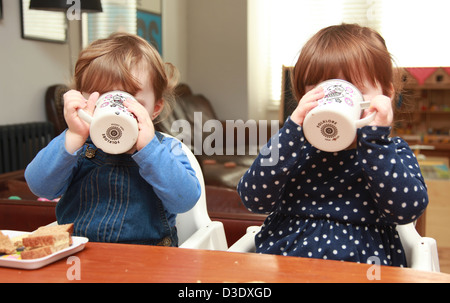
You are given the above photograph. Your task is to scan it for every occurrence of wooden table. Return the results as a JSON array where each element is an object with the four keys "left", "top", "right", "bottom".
[{"left": 1, "top": 242, "right": 450, "bottom": 283}]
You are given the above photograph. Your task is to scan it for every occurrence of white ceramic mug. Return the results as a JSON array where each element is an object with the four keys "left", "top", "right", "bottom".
[
  {"left": 77, "top": 91, "right": 139, "bottom": 154},
  {"left": 303, "top": 79, "right": 376, "bottom": 152}
]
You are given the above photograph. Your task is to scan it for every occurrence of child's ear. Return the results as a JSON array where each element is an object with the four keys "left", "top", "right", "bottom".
[{"left": 152, "top": 99, "right": 164, "bottom": 120}]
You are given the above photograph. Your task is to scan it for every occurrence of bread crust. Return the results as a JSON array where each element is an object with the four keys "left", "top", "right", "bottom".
[
  {"left": 22, "top": 232, "right": 69, "bottom": 248},
  {"left": 20, "top": 246, "right": 55, "bottom": 260},
  {"left": 32, "top": 223, "right": 74, "bottom": 236}
]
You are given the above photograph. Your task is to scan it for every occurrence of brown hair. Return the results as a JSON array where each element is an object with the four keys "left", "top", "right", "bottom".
[
  {"left": 73, "top": 32, "right": 179, "bottom": 122},
  {"left": 292, "top": 23, "right": 400, "bottom": 101}
]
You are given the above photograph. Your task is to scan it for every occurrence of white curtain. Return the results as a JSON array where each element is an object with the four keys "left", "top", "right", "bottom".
[{"left": 258, "top": 0, "right": 450, "bottom": 105}]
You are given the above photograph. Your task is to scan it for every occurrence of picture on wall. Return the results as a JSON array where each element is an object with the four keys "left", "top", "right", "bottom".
[
  {"left": 20, "top": 0, "right": 67, "bottom": 43},
  {"left": 137, "top": 0, "right": 162, "bottom": 56},
  {"left": 0, "top": 0, "right": 3, "bottom": 20}
]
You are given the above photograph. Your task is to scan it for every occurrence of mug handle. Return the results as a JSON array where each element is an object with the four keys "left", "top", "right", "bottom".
[
  {"left": 360, "top": 101, "right": 371, "bottom": 110},
  {"left": 355, "top": 101, "right": 376, "bottom": 128},
  {"left": 77, "top": 109, "right": 93, "bottom": 124}
]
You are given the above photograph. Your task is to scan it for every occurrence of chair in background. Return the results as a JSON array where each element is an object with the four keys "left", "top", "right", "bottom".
[
  {"left": 229, "top": 222, "right": 440, "bottom": 272},
  {"left": 45, "top": 84, "right": 69, "bottom": 135}
]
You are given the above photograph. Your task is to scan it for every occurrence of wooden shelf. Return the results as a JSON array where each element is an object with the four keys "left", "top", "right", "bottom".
[{"left": 395, "top": 68, "right": 450, "bottom": 161}]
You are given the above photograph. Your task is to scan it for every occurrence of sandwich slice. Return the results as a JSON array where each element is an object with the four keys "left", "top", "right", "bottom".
[
  {"left": 20, "top": 223, "right": 74, "bottom": 260},
  {"left": 0, "top": 231, "right": 16, "bottom": 255},
  {"left": 31, "top": 223, "right": 74, "bottom": 237},
  {"left": 21, "top": 232, "right": 71, "bottom": 259}
]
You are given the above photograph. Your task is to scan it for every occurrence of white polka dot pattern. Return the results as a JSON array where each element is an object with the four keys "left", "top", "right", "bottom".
[{"left": 237, "top": 117, "right": 428, "bottom": 266}]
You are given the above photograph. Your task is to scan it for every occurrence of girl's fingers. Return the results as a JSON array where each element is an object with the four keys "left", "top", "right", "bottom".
[
  {"left": 291, "top": 87, "right": 323, "bottom": 126},
  {"left": 301, "top": 86, "right": 324, "bottom": 104},
  {"left": 366, "top": 95, "right": 393, "bottom": 126},
  {"left": 86, "top": 92, "right": 99, "bottom": 112}
]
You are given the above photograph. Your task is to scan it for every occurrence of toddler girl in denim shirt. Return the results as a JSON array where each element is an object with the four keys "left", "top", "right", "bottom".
[{"left": 25, "top": 33, "right": 201, "bottom": 246}]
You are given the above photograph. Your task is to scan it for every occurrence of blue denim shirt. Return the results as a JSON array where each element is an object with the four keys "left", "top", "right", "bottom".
[{"left": 25, "top": 131, "right": 201, "bottom": 246}]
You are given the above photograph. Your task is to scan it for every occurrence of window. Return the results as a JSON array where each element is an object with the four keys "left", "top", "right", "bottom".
[
  {"left": 82, "top": 0, "right": 137, "bottom": 48},
  {"left": 258, "top": 0, "right": 450, "bottom": 106},
  {"left": 263, "top": 0, "right": 382, "bottom": 104},
  {"left": 20, "top": 0, "right": 67, "bottom": 43},
  {"left": 81, "top": 0, "right": 162, "bottom": 54},
  {"left": 380, "top": 0, "right": 450, "bottom": 68}
]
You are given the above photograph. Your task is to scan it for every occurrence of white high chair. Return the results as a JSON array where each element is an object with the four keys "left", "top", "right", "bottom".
[
  {"left": 396, "top": 223, "right": 440, "bottom": 272},
  {"left": 46, "top": 133, "right": 228, "bottom": 251},
  {"left": 164, "top": 133, "right": 228, "bottom": 250},
  {"left": 229, "top": 222, "right": 440, "bottom": 272}
]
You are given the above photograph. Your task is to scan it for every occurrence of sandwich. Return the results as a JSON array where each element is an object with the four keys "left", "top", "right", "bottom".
[
  {"left": 0, "top": 231, "right": 16, "bottom": 255},
  {"left": 20, "top": 223, "right": 74, "bottom": 260},
  {"left": 21, "top": 232, "right": 71, "bottom": 259},
  {"left": 29, "top": 223, "right": 73, "bottom": 242}
]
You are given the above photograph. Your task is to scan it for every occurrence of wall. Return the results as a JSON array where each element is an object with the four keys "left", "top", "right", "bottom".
[
  {"left": 247, "top": 0, "right": 270, "bottom": 121},
  {"left": 162, "top": 0, "right": 188, "bottom": 83},
  {"left": 0, "top": 1, "right": 72, "bottom": 125},
  {"left": 186, "top": 0, "right": 248, "bottom": 121}
]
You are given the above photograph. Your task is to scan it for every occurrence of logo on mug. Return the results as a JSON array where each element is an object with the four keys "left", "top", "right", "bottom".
[
  {"left": 320, "top": 123, "right": 338, "bottom": 139},
  {"left": 316, "top": 119, "right": 339, "bottom": 141},
  {"left": 102, "top": 124, "right": 124, "bottom": 145}
]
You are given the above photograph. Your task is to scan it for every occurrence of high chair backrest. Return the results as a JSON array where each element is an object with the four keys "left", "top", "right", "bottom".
[{"left": 160, "top": 133, "right": 212, "bottom": 245}]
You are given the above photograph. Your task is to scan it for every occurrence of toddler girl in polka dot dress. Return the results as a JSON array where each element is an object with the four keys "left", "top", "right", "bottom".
[{"left": 237, "top": 24, "right": 428, "bottom": 267}]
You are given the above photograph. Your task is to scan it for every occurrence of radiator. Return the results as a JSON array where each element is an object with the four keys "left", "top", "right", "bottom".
[{"left": 0, "top": 122, "right": 55, "bottom": 174}]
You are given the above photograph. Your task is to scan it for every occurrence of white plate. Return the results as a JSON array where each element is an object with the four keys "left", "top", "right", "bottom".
[{"left": 0, "top": 230, "right": 88, "bottom": 270}]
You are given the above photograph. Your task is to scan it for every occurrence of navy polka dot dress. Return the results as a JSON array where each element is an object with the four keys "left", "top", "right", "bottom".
[{"left": 237, "top": 118, "right": 428, "bottom": 267}]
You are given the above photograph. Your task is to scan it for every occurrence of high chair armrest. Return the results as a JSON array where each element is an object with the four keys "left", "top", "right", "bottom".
[
  {"left": 227, "top": 226, "right": 261, "bottom": 253},
  {"left": 396, "top": 223, "right": 440, "bottom": 272},
  {"left": 409, "top": 237, "right": 440, "bottom": 272},
  {"left": 179, "top": 221, "right": 228, "bottom": 251}
]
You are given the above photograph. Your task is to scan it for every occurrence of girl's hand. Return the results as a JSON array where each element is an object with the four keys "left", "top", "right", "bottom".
[
  {"left": 123, "top": 98, "right": 155, "bottom": 152},
  {"left": 291, "top": 86, "right": 324, "bottom": 126},
  {"left": 363, "top": 95, "right": 393, "bottom": 127},
  {"left": 63, "top": 90, "right": 99, "bottom": 153}
]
